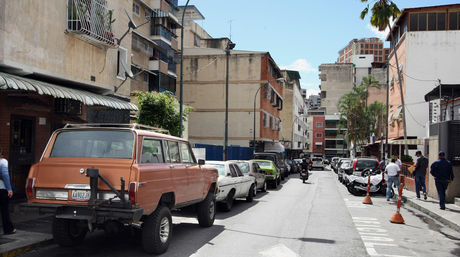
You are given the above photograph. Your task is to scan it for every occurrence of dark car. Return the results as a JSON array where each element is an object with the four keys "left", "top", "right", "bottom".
[
  {"left": 253, "top": 152, "right": 289, "bottom": 179},
  {"left": 351, "top": 158, "right": 380, "bottom": 176}
]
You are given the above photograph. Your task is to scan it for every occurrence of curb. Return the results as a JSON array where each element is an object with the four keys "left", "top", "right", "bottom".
[
  {"left": 0, "top": 239, "right": 54, "bottom": 257},
  {"left": 403, "top": 196, "right": 460, "bottom": 233}
]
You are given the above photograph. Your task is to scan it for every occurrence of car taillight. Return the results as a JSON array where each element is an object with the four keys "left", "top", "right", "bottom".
[
  {"left": 26, "top": 178, "right": 35, "bottom": 199},
  {"left": 265, "top": 172, "right": 271, "bottom": 175},
  {"left": 353, "top": 160, "right": 357, "bottom": 170},
  {"left": 249, "top": 174, "right": 255, "bottom": 177},
  {"left": 128, "top": 182, "right": 137, "bottom": 204}
]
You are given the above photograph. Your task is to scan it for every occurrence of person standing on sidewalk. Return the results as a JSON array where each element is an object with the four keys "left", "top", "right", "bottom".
[
  {"left": 0, "top": 147, "right": 16, "bottom": 234},
  {"left": 385, "top": 159, "right": 401, "bottom": 201},
  {"left": 414, "top": 151, "right": 429, "bottom": 200},
  {"left": 394, "top": 155, "right": 402, "bottom": 169},
  {"left": 430, "top": 151, "right": 454, "bottom": 210}
]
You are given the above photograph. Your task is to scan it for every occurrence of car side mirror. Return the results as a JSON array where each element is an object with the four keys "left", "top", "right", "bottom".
[
  {"left": 227, "top": 173, "right": 231, "bottom": 176},
  {"left": 198, "top": 159, "right": 205, "bottom": 165}
]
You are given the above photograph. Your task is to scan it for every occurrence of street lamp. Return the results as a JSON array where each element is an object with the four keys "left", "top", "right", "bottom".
[
  {"left": 224, "top": 42, "right": 236, "bottom": 161},
  {"left": 179, "top": 0, "right": 191, "bottom": 138},
  {"left": 252, "top": 77, "right": 285, "bottom": 154}
]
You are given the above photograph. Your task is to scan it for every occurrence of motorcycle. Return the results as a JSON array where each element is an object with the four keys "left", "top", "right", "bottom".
[
  {"left": 346, "top": 169, "right": 394, "bottom": 197},
  {"left": 300, "top": 168, "right": 309, "bottom": 183}
]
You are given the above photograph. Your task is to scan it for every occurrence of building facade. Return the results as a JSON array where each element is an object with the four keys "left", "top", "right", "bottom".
[
  {"left": 312, "top": 116, "right": 325, "bottom": 157},
  {"left": 306, "top": 94, "right": 321, "bottom": 109},
  {"left": 318, "top": 63, "right": 354, "bottom": 115},
  {"left": 386, "top": 4, "right": 460, "bottom": 153},
  {"left": 179, "top": 48, "right": 284, "bottom": 151},
  {"left": 337, "top": 37, "right": 390, "bottom": 64},
  {"left": 279, "top": 70, "right": 308, "bottom": 158}
]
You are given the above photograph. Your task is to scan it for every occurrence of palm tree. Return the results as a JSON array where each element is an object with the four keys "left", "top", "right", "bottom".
[
  {"left": 360, "top": 0, "right": 409, "bottom": 156},
  {"left": 361, "top": 75, "right": 380, "bottom": 106}
]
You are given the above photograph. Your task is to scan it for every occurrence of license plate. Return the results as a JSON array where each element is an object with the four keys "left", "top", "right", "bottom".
[{"left": 71, "top": 190, "right": 91, "bottom": 201}]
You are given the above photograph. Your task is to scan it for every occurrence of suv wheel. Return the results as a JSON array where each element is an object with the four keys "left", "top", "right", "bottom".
[
  {"left": 246, "top": 184, "right": 256, "bottom": 202},
  {"left": 142, "top": 206, "right": 172, "bottom": 254},
  {"left": 197, "top": 192, "right": 216, "bottom": 227},
  {"left": 52, "top": 218, "right": 87, "bottom": 247}
]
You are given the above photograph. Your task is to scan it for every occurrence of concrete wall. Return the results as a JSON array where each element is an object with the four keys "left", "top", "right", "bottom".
[
  {"left": 319, "top": 64, "right": 354, "bottom": 115},
  {"left": 176, "top": 20, "right": 212, "bottom": 50},
  {"left": 0, "top": 0, "right": 132, "bottom": 97}
]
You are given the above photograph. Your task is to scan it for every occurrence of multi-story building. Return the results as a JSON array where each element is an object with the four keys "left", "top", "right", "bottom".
[
  {"left": 306, "top": 94, "right": 321, "bottom": 109},
  {"left": 0, "top": 0, "right": 144, "bottom": 197},
  {"left": 180, "top": 48, "right": 284, "bottom": 152},
  {"left": 337, "top": 37, "right": 390, "bottom": 64},
  {"left": 318, "top": 63, "right": 354, "bottom": 115},
  {"left": 324, "top": 115, "right": 347, "bottom": 158},
  {"left": 279, "top": 70, "right": 308, "bottom": 158},
  {"left": 312, "top": 116, "right": 325, "bottom": 157},
  {"left": 386, "top": 4, "right": 460, "bottom": 155}
]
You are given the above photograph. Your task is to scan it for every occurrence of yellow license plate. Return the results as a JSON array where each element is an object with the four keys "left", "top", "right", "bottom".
[{"left": 71, "top": 190, "right": 91, "bottom": 201}]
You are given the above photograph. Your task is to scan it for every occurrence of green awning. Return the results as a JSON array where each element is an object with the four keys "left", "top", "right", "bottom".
[{"left": 0, "top": 72, "right": 137, "bottom": 111}]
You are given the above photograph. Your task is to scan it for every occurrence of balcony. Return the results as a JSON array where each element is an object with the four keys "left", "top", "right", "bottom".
[
  {"left": 151, "top": 24, "right": 176, "bottom": 42},
  {"left": 67, "top": 0, "right": 116, "bottom": 48},
  {"left": 149, "top": 59, "right": 168, "bottom": 74}
]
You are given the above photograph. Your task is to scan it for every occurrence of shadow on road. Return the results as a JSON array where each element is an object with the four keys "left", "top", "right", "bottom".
[{"left": 225, "top": 228, "right": 336, "bottom": 244}]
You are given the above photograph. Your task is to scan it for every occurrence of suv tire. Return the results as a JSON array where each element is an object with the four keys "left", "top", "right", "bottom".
[
  {"left": 53, "top": 218, "right": 87, "bottom": 247},
  {"left": 142, "top": 206, "right": 172, "bottom": 254},
  {"left": 246, "top": 184, "right": 256, "bottom": 202},
  {"left": 197, "top": 192, "right": 216, "bottom": 227}
]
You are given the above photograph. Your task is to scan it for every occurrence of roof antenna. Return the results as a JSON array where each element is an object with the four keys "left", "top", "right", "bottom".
[{"left": 228, "top": 19, "right": 234, "bottom": 40}]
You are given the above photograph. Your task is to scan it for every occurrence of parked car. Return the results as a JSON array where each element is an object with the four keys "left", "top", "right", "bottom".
[
  {"left": 287, "top": 160, "right": 297, "bottom": 174},
  {"left": 311, "top": 157, "right": 325, "bottom": 170},
  {"left": 233, "top": 160, "right": 267, "bottom": 192},
  {"left": 205, "top": 161, "right": 256, "bottom": 212},
  {"left": 337, "top": 159, "right": 353, "bottom": 183},
  {"left": 22, "top": 123, "right": 218, "bottom": 254},
  {"left": 331, "top": 157, "right": 340, "bottom": 173},
  {"left": 352, "top": 158, "right": 380, "bottom": 176},
  {"left": 252, "top": 159, "right": 281, "bottom": 189},
  {"left": 253, "top": 152, "right": 288, "bottom": 179}
]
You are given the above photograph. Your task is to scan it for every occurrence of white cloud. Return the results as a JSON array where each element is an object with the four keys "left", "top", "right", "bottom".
[
  {"left": 305, "top": 88, "right": 320, "bottom": 97},
  {"left": 280, "top": 59, "right": 317, "bottom": 73},
  {"left": 367, "top": 19, "right": 394, "bottom": 40}
]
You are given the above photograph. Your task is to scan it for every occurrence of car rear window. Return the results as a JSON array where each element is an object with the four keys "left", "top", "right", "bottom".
[
  {"left": 341, "top": 161, "right": 352, "bottom": 168},
  {"left": 356, "top": 160, "right": 379, "bottom": 169},
  {"left": 207, "top": 164, "right": 226, "bottom": 176},
  {"left": 313, "top": 158, "right": 322, "bottom": 162},
  {"left": 254, "top": 161, "right": 271, "bottom": 167},
  {"left": 254, "top": 155, "right": 276, "bottom": 162},
  {"left": 50, "top": 130, "right": 134, "bottom": 158}
]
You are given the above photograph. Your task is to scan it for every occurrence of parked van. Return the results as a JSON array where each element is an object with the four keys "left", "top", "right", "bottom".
[{"left": 23, "top": 124, "right": 218, "bottom": 254}]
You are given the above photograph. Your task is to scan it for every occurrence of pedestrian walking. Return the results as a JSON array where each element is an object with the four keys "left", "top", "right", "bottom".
[
  {"left": 414, "top": 151, "right": 429, "bottom": 200},
  {"left": 0, "top": 146, "right": 16, "bottom": 234},
  {"left": 430, "top": 151, "right": 454, "bottom": 210},
  {"left": 385, "top": 159, "right": 401, "bottom": 201},
  {"left": 394, "top": 155, "right": 402, "bottom": 168}
]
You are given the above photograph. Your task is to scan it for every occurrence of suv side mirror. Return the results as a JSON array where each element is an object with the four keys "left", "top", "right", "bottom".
[{"left": 198, "top": 159, "right": 205, "bottom": 165}]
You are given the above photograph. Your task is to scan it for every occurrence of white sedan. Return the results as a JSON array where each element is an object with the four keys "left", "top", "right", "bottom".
[{"left": 205, "top": 161, "right": 256, "bottom": 212}]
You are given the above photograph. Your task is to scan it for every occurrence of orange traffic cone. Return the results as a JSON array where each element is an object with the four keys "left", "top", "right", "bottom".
[
  {"left": 362, "top": 175, "right": 373, "bottom": 204},
  {"left": 390, "top": 183, "right": 405, "bottom": 224}
]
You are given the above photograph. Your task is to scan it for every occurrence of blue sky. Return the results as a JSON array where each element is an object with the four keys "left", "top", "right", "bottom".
[{"left": 177, "top": 0, "right": 459, "bottom": 96}]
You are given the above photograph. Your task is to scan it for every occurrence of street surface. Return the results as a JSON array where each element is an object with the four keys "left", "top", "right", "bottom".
[{"left": 21, "top": 167, "right": 460, "bottom": 257}]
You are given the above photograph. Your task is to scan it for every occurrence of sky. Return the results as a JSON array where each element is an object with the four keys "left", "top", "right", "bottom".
[{"left": 177, "top": 0, "right": 459, "bottom": 96}]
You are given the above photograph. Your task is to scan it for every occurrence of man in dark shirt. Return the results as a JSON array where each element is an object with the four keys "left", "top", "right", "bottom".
[
  {"left": 414, "top": 151, "right": 429, "bottom": 200},
  {"left": 430, "top": 151, "right": 454, "bottom": 210}
]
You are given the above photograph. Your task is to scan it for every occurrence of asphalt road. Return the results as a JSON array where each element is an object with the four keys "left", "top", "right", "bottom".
[{"left": 21, "top": 167, "right": 460, "bottom": 257}]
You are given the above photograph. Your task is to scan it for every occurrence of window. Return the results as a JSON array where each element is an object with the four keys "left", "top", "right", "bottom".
[
  {"left": 145, "top": 9, "right": 151, "bottom": 19},
  {"left": 428, "top": 13, "right": 437, "bottom": 30},
  {"left": 316, "top": 122, "right": 323, "bottom": 128},
  {"left": 365, "top": 44, "right": 368, "bottom": 48},
  {"left": 167, "top": 141, "right": 180, "bottom": 163},
  {"left": 449, "top": 12, "right": 459, "bottom": 30},
  {"left": 143, "top": 72, "right": 149, "bottom": 83},
  {"left": 316, "top": 133, "right": 323, "bottom": 138},
  {"left": 437, "top": 13, "right": 446, "bottom": 30},
  {"left": 179, "top": 142, "right": 194, "bottom": 163},
  {"left": 298, "top": 125, "right": 301, "bottom": 131},
  {"left": 193, "top": 33, "right": 201, "bottom": 47},
  {"left": 370, "top": 44, "right": 373, "bottom": 49},
  {"left": 410, "top": 13, "right": 419, "bottom": 31},
  {"left": 117, "top": 47, "right": 128, "bottom": 80},
  {"left": 229, "top": 165, "right": 238, "bottom": 177},
  {"left": 141, "top": 139, "right": 164, "bottom": 163},
  {"left": 316, "top": 144, "right": 322, "bottom": 150},
  {"left": 234, "top": 165, "right": 243, "bottom": 176},
  {"left": 419, "top": 13, "right": 427, "bottom": 31},
  {"left": 264, "top": 113, "right": 269, "bottom": 128},
  {"left": 133, "top": 2, "right": 140, "bottom": 16},
  {"left": 379, "top": 44, "right": 382, "bottom": 49},
  {"left": 365, "top": 50, "right": 368, "bottom": 54},
  {"left": 237, "top": 162, "right": 250, "bottom": 174}
]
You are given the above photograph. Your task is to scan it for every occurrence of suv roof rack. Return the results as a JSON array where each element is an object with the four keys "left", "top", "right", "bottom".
[{"left": 63, "top": 123, "right": 170, "bottom": 134}]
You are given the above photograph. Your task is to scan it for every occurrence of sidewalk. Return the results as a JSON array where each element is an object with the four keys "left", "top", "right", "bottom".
[
  {"left": 402, "top": 189, "right": 460, "bottom": 233},
  {"left": 0, "top": 201, "right": 53, "bottom": 257}
]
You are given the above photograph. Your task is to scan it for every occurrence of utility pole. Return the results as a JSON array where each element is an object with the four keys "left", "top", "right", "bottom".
[
  {"left": 224, "top": 42, "right": 235, "bottom": 160},
  {"left": 385, "top": 60, "right": 389, "bottom": 159},
  {"left": 179, "top": 0, "right": 191, "bottom": 138}
]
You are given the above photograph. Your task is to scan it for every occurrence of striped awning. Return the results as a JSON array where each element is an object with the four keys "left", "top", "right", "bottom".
[
  {"left": 388, "top": 138, "right": 424, "bottom": 145},
  {"left": 0, "top": 72, "right": 138, "bottom": 111}
]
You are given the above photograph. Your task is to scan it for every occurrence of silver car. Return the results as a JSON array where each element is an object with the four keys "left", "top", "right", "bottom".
[
  {"left": 311, "top": 157, "right": 325, "bottom": 170},
  {"left": 233, "top": 160, "right": 267, "bottom": 192}
]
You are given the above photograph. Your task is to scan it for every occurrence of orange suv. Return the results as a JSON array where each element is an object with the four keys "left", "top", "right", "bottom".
[{"left": 23, "top": 124, "right": 218, "bottom": 254}]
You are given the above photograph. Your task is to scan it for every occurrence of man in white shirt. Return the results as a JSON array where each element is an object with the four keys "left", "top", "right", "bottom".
[
  {"left": 385, "top": 159, "right": 401, "bottom": 201},
  {"left": 394, "top": 155, "right": 402, "bottom": 168}
]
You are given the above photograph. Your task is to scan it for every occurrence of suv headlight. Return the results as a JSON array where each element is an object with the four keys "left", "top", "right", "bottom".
[{"left": 36, "top": 189, "right": 69, "bottom": 200}]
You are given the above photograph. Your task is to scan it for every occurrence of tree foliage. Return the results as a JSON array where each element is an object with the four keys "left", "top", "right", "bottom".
[
  {"left": 134, "top": 91, "right": 192, "bottom": 137},
  {"left": 338, "top": 76, "right": 386, "bottom": 154}
]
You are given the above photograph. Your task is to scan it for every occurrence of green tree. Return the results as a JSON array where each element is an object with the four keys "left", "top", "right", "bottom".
[
  {"left": 360, "top": 0, "right": 408, "bottom": 156},
  {"left": 134, "top": 91, "right": 192, "bottom": 137}
]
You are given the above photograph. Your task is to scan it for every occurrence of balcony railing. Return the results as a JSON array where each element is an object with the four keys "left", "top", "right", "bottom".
[
  {"left": 151, "top": 24, "right": 176, "bottom": 42},
  {"left": 67, "top": 0, "right": 116, "bottom": 48}
]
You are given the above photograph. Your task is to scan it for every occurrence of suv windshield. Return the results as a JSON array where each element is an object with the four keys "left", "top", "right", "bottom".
[
  {"left": 356, "top": 159, "right": 379, "bottom": 170},
  {"left": 50, "top": 130, "right": 135, "bottom": 159}
]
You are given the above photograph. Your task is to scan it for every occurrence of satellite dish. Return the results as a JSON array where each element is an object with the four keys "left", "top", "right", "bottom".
[
  {"left": 120, "top": 57, "right": 134, "bottom": 78},
  {"left": 124, "top": 8, "right": 137, "bottom": 29}
]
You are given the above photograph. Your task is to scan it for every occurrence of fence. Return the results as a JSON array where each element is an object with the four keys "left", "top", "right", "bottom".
[{"left": 193, "top": 144, "right": 253, "bottom": 161}]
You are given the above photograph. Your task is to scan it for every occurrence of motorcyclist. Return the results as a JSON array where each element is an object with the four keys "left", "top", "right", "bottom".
[{"left": 301, "top": 158, "right": 309, "bottom": 172}]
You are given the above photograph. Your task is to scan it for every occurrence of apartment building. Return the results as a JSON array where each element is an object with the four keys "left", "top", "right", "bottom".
[
  {"left": 312, "top": 116, "right": 325, "bottom": 157},
  {"left": 306, "top": 94, "right": 321, "bottom": 109},
  {"left": 386, "top": 4, "right": 460, "bottom": 154},
  {"left": 337, "top": 37, "right": 390, "bottom": 64},
  {"left": 318, "top": 63, "right": 354, "bottom": 115},
  {"left": 180, "top": 48, "right": 284, "bottom": 151},
  {"left": 279, "top": 70, "right": 308, "bottom": 158},
  {"left": 324, "top": 115, "right": 347, "bottom": 158}
]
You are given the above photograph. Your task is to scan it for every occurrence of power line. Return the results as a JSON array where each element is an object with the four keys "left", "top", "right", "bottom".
[{"left": 388, "top": 63, "right": 438, "bottom": 82}]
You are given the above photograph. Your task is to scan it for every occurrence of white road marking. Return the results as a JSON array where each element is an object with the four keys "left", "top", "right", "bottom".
[{"left": 259, "top": 244, "right": 300, "bottom": 257}]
